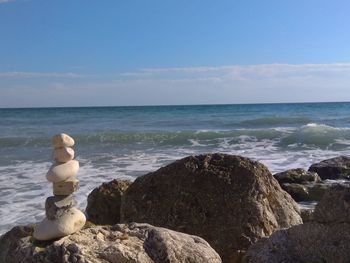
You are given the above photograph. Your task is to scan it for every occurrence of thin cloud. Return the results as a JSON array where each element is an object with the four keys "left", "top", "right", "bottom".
[
  {"left": 0, "top": 71, "right": 86, "bottom": 78},
  {"left": 121, "top": 63, "right": 350, "bottom": 81}
]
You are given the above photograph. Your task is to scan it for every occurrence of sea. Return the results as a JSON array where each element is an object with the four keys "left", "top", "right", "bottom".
[{"left": 1, "top": 102, "right": 350, "bottom": 234}]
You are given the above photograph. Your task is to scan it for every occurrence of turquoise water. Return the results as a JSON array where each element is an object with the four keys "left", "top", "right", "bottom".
[{"left": 1, "top": 102, "right": 350, "bottom": 233}]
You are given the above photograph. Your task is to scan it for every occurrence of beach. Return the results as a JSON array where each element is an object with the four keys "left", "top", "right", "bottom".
[{"left": 1, "top": 102, "right": 350, "bottom": 234}]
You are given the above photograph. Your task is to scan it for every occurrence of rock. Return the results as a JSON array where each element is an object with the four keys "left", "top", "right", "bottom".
[
  {"left": 122, "top": 154, "right": 302, "bottom": 262},
  {"left": 313, "top": 184, "right": 350, "bottom": 223},
  {"left": 1, "top": 223, "right": 222, "bottom": 263},
  {"left": 46, "top": 160, "right": 79, "bottom": 183},
  {"left": 53, "top": 178, "right": 79, "bottom": 195},
  {"left": 45, "top": 195, "right": 76, "bottom": 220},
  {"left": 33, "top": 207, "right": 86, "bottom": 241},
  {"left": 274, "top": 168, "right": 321, "bottom": 184},
  {"left": 300, "top": 208, "right": 314, "bottom": 222},
  {"left": 280, "top": 183, "right": 310, "bottom": 202},
  {"left": 244, "top": 185, "right": 350, "bottom": 263},
  {"left": 309, "top": 156, "right": 350, "bottom": 180},
  {"left": 86, "top": 179, "right": 132, "bottom": 225},
  {"left": 281, "top": 182, "right": 330, "bottom": 202},
  {"left": 307, "top": 183, "right": 329, "bottom": 201},
  {"left": 52, "top": 133, "right": 75, "bottom": 149},
  {"left": 52, "top": 147, "right": 74, "bottom": 163},
  {"left": 0, "top": 225, "right": 34, "bottom": 262}
]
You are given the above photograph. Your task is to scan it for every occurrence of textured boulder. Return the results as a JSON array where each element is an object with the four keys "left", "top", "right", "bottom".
[
  {"left": 313, "top": 184, "right": 350, "bottom": 223},
  {"left": 309, "top": 156, "right": 350, "bottom": 180},
  {"left": 86, "top": 179, "right": 132, "bottom": 225},
  {"left": 0, "top": 223, "right": 221, "bottom": 263},
  {"left": 274, "top": 168, "right": 320, "bottom": 184},
  {"left": 122, "top": 154, "right": 302, "bottom": 262},
  {"left": 244, "top": 185, "right": 350, "bottom": 263}
]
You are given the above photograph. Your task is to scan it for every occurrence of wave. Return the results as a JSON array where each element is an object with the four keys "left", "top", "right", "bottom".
[
  {"left": 241, "top": 116, "right": 312, "bottom": 126},
  {"left": 280, "top": 123, "right": 350, "bottom": 148},
  {"left": 1, "top": 123, "right": 350, "bottom": 149}
]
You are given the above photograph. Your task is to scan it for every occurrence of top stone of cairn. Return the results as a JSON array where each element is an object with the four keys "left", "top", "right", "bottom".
[{"left": 52, "top": 133, "right": 75, "bottom": 149}]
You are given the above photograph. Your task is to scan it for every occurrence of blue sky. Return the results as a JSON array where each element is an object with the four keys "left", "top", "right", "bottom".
[{"left": 0, "top": 0, "right": 350, "bottom": 107}]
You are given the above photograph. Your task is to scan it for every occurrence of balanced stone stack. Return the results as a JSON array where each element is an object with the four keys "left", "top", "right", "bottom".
[{"left": 33, "top": 133, "right": 86, "bottom": 241}]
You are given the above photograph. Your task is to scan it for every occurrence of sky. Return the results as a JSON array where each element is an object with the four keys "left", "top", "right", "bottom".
[{"left": 0, "top": 0, "right": 350, "bottom": 107}]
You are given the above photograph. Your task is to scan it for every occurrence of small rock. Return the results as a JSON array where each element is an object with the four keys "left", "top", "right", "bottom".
[
  {"left": 52, "top": 133, "right": 75, "bottom": 149},
  {"left": 274, "top": 168, "right": 321, "bottom": 184},
  {"left": 52, "top": 147, "right": 74, "bottom": 163},
  {"left": 46, "top": 160, "right": 79, "bottom": 183},
  {"left": 45, "top": 195, "right": 76, "bottom": 220},
  {"left": 53, "top": 178, "right": 79, "bottom": 195},
  {"left": 33, "top": 207, "right": 86, "bottom": 241}
]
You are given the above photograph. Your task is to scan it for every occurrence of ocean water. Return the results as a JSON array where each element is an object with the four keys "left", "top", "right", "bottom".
[{"left": 1, "top": 102, "right": 350, "bottom": 234}]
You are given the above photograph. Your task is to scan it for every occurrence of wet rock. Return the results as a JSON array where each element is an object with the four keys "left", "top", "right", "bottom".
[
  {"left": 0, "top": 223, "right": 222, "bottom": 263},
  {"left": 281, "top": 183, "right": 310, "bottom": 202},
  {"left": 274, "top": 168, "right": 320, "bottom": 184},
  {"left": 122, "top": 154, "right": 302, "bottom": 262},
  {"left": 309, "top": 156, "right": 350, "bottom": 180},
  {"left": 86, "top": 179, "right": 132, "bottom": 225},
  {"left": 281, "top": 182, "right": 330, "bottom": 202},
  {"left": 244, "top": 185, "right": 350, "bottom": 263}
]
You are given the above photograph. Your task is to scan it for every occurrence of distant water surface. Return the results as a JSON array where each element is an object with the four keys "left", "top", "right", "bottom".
[{"left": 1, "top": 102, "right": 350, "bottom": 233}]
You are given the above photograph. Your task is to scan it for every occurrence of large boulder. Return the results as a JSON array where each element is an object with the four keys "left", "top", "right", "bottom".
[
  {"left": 86, "top": 179, "right": 132, "bottom": 225},
  {"left": 122, "top": 154, "right": 302, "bottom": 262},
  {"left": 0, "top": 223, "right": 221, "bottom": 263},
  {"left": 309, "top": 156, "right": 350, "bottom": 180},
  {"left": 244, "top": 184, "right": 350, "bottom": 263},
  {"left": 274, "top": 168, "right": 320, "bottom": 184}
]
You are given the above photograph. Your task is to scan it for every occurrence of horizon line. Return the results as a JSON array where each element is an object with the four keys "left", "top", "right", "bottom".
[{"left": 1, "top": 100, "right": 350, "bottom": 110}]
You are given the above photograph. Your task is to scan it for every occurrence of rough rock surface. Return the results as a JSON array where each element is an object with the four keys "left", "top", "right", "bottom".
[
  {"left": 0, "top": 223, "right": 221, "bottom": 263},
  {"left": 281, "top": 182, "right": 329, "bottom": 202},
  {"left": 86, "top": 179, "right": 132, "bottom": 225},
  {"left": 244, "top": 185, "right": 350, "bottom": 263},
  {"left": 122, "top": 154, "right": 302, "bottom": 262},
  {"left": 274, "top": 168, "right": 320, "bottom": 184},
  {"left": 309, "top": 156, "right": 350, "bottom": 180}
]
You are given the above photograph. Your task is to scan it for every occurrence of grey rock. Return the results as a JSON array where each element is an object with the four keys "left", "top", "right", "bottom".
[
  {"left": 244, "top": 185, "right": 350, "bottom": 263},
  {"left": 309, "top": 156, "right": 350, "bottom": 180},
  {"left": 313, "top": 184, "right": 350, "bottom": 223},
  {"left": 0, "top": 223, "right": 222, "bottom": 263},
  {"left": 281, "top": 182, "right": 330, "bottom": 202},
  {"left": 45, "top": 195, "right": 76, "bottom": 220},
  {"left": 274, "top": 168, "right": 321, "bottom": 184},
  {"left": 122, "top": 154, "right": 302, "bottom": 263}
]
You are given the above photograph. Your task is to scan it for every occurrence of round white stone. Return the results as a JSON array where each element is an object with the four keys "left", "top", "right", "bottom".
[
  {"left": 52, "top": 147, "right": 74, "bottom": 163},
  {"left": 46, "top": 160, "right": 79, "bottom": 183},
  {"left": 33, "top": 208, "right": 86, "bottom": 241},
  {"left": 52, "top": 133, "right": 75, "bottom": 149}
]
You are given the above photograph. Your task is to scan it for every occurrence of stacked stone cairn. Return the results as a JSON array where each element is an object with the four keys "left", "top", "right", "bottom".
[{"left": 33, "top": 133, "right": 86, "bottom": 241}]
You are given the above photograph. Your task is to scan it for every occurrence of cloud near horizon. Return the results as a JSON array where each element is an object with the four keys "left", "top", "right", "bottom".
[{"left": 1, "top": 63, "right": 350, "bottom": 107}]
